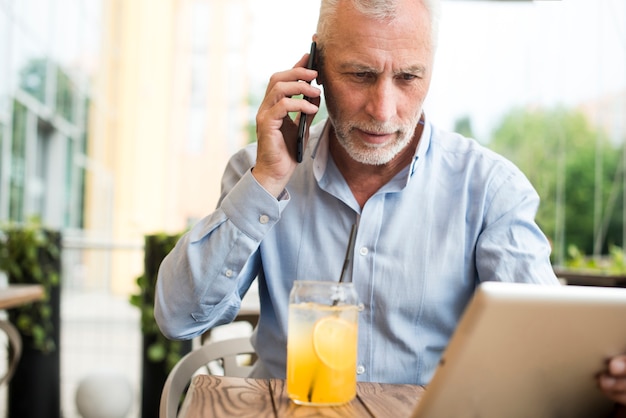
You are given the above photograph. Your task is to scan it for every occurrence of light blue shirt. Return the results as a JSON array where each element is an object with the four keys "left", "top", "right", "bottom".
[{"left": 155, "top": 117, "right": 559, "bottom": 385}]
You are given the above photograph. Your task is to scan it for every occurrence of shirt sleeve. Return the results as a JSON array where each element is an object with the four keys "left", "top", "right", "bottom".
[
  {"left": 154, "top": 146, "right": 289, "bottom": 340},
  {"left": 475, "top": 163, "right": 559, "bottom": 286}
]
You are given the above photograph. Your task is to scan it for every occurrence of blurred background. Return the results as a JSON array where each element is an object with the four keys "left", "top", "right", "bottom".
[{"left": 0, "top": 0, "right": 624, "bottom": 416}]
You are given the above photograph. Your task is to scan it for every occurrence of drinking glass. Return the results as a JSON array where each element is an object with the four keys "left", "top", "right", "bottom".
[{"left": 286, "top": 280, "right": 359, "bottom": 406}]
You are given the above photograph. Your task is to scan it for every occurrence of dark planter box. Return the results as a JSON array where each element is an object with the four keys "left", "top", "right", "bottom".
[
  {"left": 139, "top": 233, "right": 191, "bottom": 418},
  {"left": 554, "top": 268, "right": 626, "bottom": 287},
  {"left": 141, "top": 334, "right": 192, "bottom": 418},
  {"left": 5, "top": 229, "right": 62, "bottom": 418},
  {"left": 8, "top": 285, "right": 61, "bottom": 418}
]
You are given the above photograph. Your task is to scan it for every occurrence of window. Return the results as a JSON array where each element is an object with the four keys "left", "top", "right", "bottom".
[
  {"left": 56, "top": 65, "right": 76, "bottom": 123},
  {"left": 0, "top": 6, "right": 10, "bottom": 118},
  {"left": 9, "top": 100, "right": 27, "bottom": 221},
  {"left": 18, "top": 57, "right": 48, "bottom": 105},
  {"left": 64, "top": 96, "right": 89, "bottom": 228},
  {"left": 67, "top": 133, "right": 86, "bottom": 229},
  {"left": 33, "top": 118, "right": 52, "bottom": 218}
]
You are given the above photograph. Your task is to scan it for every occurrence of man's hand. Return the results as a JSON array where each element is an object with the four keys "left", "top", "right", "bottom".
[
  {"left": 599, "top": 355, "right": 626, "bottom": 410},
  {"left": 253, "top": 54, "right": 321, "bottom": 197}
]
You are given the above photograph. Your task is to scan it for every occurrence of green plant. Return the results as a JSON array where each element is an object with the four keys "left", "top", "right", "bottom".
[
  {"left": 0, "top": 221, "right": 61, "bottom": 353},
  {"left": 565, "top": 244, "right": 626, "bottom": 275},
  {"left": 129, "top": 233, "right": 186, "bottom": 372}
]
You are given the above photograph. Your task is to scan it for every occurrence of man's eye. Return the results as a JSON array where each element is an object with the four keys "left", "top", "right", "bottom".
[
  {"left": 354, "top": 72, "right": 369, "bottom": 79},
  {"left": 400, "top": 73, "right": 418, "bottom": 81}
]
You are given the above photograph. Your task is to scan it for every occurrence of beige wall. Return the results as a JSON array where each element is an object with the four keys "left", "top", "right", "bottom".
[
  {"left": 167, "top": 0, "right": 251, "bottom": 232},
  {"left": 86, "top": 0, "right": 250, "bottom": 295}
]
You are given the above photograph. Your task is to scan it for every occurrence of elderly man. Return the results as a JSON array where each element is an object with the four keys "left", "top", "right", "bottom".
[{"left": 155, "top": 0, "right": 626, "bottom": 408}]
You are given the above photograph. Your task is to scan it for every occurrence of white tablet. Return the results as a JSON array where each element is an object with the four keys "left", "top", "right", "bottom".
[{"left": 411, "top": 281, "right": 626, "bottom": 418}]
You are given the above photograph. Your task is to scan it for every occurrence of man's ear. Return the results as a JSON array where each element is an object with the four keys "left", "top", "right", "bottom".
[{"left": 315, "top": 59, "right": 324, "bottom": 86}]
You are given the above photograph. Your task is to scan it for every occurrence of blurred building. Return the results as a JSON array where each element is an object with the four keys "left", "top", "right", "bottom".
[
  {"left": 1, "top": 0, "right": 251, "bottom": 416},
  {"left": 0, "top": 0, "right": 251, "bottom": 296},
  {"left": 0, "top": 0, "right": 94, "bottom": 235}
]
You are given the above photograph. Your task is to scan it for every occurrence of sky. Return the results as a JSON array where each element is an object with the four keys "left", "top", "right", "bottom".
[{"left": 247, "top": 0, "right": 626, "bottom": 142}]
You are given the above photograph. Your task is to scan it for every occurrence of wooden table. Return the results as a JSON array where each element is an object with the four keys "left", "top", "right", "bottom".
[
  {"left": 0, "top": 284, "right": 45, "bottom": 309},
  {"left": 178, "top": 375, "right": 425, "bottom": 417}
]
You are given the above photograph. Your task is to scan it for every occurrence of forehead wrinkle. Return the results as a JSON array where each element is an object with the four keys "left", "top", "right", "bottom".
[
  {"left": 337, "top": 60, "right": 426, "bottom": 76},
  {"left": 338, "top": 62, "right": 377, "bottom": 72}
]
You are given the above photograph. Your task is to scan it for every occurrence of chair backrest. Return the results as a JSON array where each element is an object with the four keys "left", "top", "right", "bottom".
[
  {"left": 0, "top": 320, "right": 21, "bottom": 386},
  {"left": 159, "top": 337, "right": 256, "bottom": 418}
]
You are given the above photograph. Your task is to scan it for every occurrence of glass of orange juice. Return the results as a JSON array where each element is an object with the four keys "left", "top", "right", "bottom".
[{"left": 286, "top": 280, "right": 359, "bottom": 406}]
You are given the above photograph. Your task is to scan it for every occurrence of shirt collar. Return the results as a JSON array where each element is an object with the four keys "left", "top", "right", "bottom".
[
  {"left": 410, "top": 115, "right": 431, "bottom": 178},
  {"left": 311, "top": 120, "right": 331, "bottom": 182}
]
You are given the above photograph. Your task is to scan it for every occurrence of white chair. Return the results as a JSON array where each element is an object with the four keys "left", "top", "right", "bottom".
[
  {"left": 159, "top": 337, "right": 256, "bottom": 418},
  {"left": 0, "top": 320, "right": 21, "bottom": 386}
]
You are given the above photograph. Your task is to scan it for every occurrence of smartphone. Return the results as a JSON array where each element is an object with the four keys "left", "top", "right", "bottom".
[{"left": 296, "top": 42, "right": 317, "bottom": 163}]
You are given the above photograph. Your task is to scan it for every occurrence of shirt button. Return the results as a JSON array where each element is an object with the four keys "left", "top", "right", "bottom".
[
  {"left": 356, "top": 365, "right": 365, "bottom": 375},
  {"left": 225, "top": 269, "right": 233, "bottom": 278},
  {"left": 359, "top": 247, "right": 368, "bottom": 256},
  {"left": 259, "top": 214, "right": 270, "bottom": 224}
]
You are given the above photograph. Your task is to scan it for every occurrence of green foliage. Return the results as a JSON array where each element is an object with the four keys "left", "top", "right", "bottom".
[
  {"left": 129, "top": 232, "right": 186, "bottom": 373},
  {"left": 489, "top": 106, "right": 622, "bottom": 256},
  {"left": 0, "top": 219, "right": 61, "bottom": 353},
  {"left": 565, "top": 244, "right": 626, "bottom": 275},
  {"left": 454, "top": 115, "right": 476, "bottom": 140}
]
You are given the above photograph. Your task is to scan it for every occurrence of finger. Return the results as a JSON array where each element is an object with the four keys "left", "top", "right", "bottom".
[
  {"left": 260, "top": 87, "right": 320, "bottom": 128},
  {"left": 610, "top": 356, "right": 626, "bottom": 376},
  {"left": 292, "top": 53, "right": 310, "bottom": 69},
  {"left": 257, "top": 98, "right": 318, "bottom": 146},
  {"left": 292, "top": 95, "right": 321, "bottom": 126},
  {"left": 267, "top": 80, "right": 320, "bottom": 104},
  {"left": 261, "top": 97, "right": 319, "bottom": 126},
  {"left": 266, "top": 51, "right": 315, "bottom": 95},
  {"left": 599, "top": 374, "right": 626, "bottom": 396},
  {"left": 265, "top": 67, "right": 318, "bottom": 96}
]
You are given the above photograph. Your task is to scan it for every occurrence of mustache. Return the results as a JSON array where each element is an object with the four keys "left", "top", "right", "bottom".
[{"left": 346, "top": 121, "right": 406, "bottom": 136}]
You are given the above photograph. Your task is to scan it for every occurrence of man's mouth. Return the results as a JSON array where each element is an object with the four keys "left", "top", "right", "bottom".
[{"left": 356, "top": 128, "right": 396, "bottom": 146}]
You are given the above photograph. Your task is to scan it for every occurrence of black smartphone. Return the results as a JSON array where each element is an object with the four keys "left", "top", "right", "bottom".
[{"left": 296, "top": 42, "right": 317, "bottom": 163}]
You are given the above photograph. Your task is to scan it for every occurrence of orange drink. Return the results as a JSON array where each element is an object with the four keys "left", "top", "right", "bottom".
[{"left": 287, "top": 281, "right": 359, "bottom": 406}]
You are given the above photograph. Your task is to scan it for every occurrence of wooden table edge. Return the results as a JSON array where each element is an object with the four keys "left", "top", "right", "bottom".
[
  {"left": 0, "top": 284, "right": 45, "bottom": 310},
  {"left": 179, "top": 375, "right": 425, "bottom": 418}
]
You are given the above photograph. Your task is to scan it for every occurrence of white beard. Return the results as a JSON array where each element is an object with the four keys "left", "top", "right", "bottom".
[{"left": 330, "top": 111, "right": 422, "bottom": 166}]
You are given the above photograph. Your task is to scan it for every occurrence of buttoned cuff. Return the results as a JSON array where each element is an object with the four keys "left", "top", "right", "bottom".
[{"left": 220, "top": 169, "right": 289, "bottom": 242}]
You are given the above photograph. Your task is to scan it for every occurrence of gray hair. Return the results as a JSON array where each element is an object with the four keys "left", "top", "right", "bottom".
[{"left": 316, "top": 0, "right": 441, "bottom": 51}]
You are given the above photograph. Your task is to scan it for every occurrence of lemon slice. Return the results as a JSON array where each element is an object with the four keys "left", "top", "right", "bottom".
[{"left": 312, "top": 316, "right": 357, "bottom": 370}]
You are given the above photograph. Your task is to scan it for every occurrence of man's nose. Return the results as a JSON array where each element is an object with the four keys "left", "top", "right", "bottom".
[{"left": 364, "top": 79, "right": 397, "bottom": 123}]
